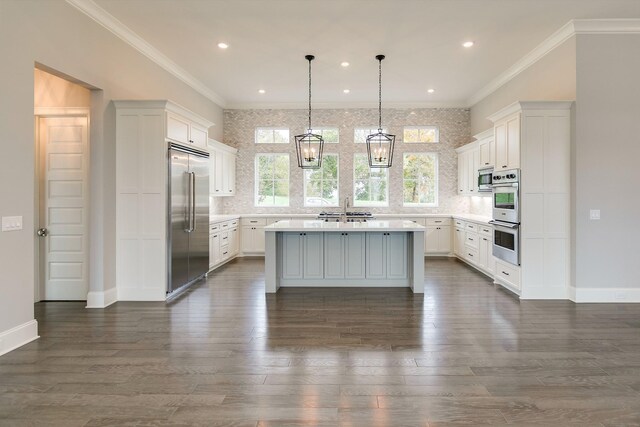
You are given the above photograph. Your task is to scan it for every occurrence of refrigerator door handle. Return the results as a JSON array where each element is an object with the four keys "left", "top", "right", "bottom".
[
  {"left": 185, "top": 171, "right": 193, "bottom": 233},
  {"left": 191, "top": 172, "right": 196, "bottom": 232}
]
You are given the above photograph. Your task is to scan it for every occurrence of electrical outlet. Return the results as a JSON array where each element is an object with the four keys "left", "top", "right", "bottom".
[
  {"left": 589, "top": 209, "right": 601, "bottom": 220},
  {"left": 1, "top": 216, "right": 23, "bottom": 232}
]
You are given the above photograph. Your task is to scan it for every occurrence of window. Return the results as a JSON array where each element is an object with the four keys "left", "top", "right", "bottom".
[
  {"left": 403, "top": 153, "right": 438, "bottom": 206},
  {"left": 255, "top": 154, "right": 289, "bottom": 206},
  {"left": 255, "top": 127, "right": 289, "bottom": 144},
  {"left": 310, "top": 128, "right": 339, "bottom": 143},
  {"left": 303, "top": 154, "right": 339, "bottom": 207},
  {"left": 353, "top": 154, "right": 388, "bottom": 207},
  {"left": 403, "top": 126, "right": 439, "bottom": 143},
  {"left": 354, "top": 127, "right": 387, "bottom": 143}
]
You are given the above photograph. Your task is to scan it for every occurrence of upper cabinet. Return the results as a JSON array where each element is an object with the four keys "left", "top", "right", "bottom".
[
  {"left": 208, "top": 139, "right": 237, "bottom": 197},
  {"left": 475, "top": 128, "right": 495, "bottom": 169},
  {"left": 455, "top": 142, "right": 479, "bottom": 196},
  {"left": 491, "top": 111, "right": 520, "bottom": 171},
  {"left": 166, "top": 108, "right": 213, "bottom": 150}
]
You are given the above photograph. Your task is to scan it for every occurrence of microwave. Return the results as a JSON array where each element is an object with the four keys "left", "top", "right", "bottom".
[{"left": 477, "top": 167, "right": 493, "bottom": 192}]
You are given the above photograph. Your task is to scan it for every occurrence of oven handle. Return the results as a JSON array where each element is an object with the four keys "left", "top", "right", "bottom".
[{"left": 489, "top": 220, "right": 519, "bottom": 229}]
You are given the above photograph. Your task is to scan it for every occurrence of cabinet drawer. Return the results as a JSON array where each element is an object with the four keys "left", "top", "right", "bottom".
[
  {"left": 478, "top": 225, "right": 492, "bottom": 237},
  {"left": 464, "top": 222, "right": 478, "bottom": 232},
  {"left": 495, "top": 260, "right": 521, "bottom": 289},
  {"left": 454, "top": 219, "right": 465, "bottom": 228},
  {"left": 426, "top": 217, "right": 451, "bottom": 226},
  {"left": 210, "top": 224, "right": 221, "bottom": 232},
  {"left": 464, "top": 247, "right": 479, "bottom": 264},
  {"left": 229, "top": 219, "right": 239, "bottom": 227},
  {"left": 464, "top": 232, "right": 479, "bottom": 249},
  {"left": 221, "top": 231, "right": 229, "bottom": 242},
  {"left": 241, "top": 218, "right": 267, "bottom": 226},
  {"left": 404, "top": 217, "right": 426, "bottom": 226}
]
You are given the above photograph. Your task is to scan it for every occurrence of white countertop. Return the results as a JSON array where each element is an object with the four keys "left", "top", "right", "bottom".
[
  {"left": 209, "top": 215, "right": 240, "bottom": 223},
  {"left": 221, "top": 213, "right": 493, "bottom": 225},
  {"left": 264, "top": 219, "right": 425, "bottom": 232},
  {"left": 451, "top": 213, "right": 492, "bottom": 225}
]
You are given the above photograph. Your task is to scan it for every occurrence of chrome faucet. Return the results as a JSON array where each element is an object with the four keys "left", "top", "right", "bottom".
[{"left": 343, "top": 196, "right": 350, "bottom": 216}]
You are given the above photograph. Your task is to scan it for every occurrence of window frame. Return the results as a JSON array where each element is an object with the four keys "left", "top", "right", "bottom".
[
  {"left": 402, "top": 152, "right": 439, "bottom": 207},
  {"left": 309, "top": 127, "right": 340, "bottom": 144},
  {"left": 303, "top": 153, "right": 340, "bottom": 208},
  {"left": 254, "top": 153, "right": 290, "bottom": 207},
  {"left": 352, "top": 153, "right": 389, "bottom": 208},
  {"left": 254, "top": 127, "right": 290, "bottom": 144},
  {"left": 403, "top": 126, "right": 440, "bottom": 143},
  {"left": 353, "top": 126, "right": 388, "bottom": 144}
]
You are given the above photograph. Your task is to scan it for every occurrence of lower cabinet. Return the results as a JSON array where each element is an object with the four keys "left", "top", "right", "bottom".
[
  {"left": 478, "top": 233, "right": 495, "bottom": 275},
  {"left": 210, "top": 221, "right": 239, "bottom": 269},
  {"left": 425, "top": 225, "right": 451, "bottom": 254},
  {"left": 453, "top": 227, "right": 465, "bottom": 257},
  {"left": 324, "top": 233, "right": 366, "bottom": 279},
  {"left": 365, "top": 232, "right": 407, "bottom": 280},
  {"left": 241, "top": 225, "right": 265, "bottom": 253},
  {"left": 281, "top": 232, "right": 324, "bottom": 280},
  {"left": 209, "top": 231, "right": 220, "bottom": 268}
]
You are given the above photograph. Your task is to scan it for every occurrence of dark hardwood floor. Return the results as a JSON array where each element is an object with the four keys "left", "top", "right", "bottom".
[{"left": 1, "top": 257, "right": 640, "bottom": 426}]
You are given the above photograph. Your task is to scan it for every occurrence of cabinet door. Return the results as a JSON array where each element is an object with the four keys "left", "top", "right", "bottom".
[
  {"left": 454, "top": 227, "right": 464, "bottom": 256},
  {"left": 241, "top": 226, "right": 254, "bottom": 253},
  {"left": 255, "top": 227, "right": 266, "bottom": 253},
  {"left": 495, "top": 122, "right": 508, "bottom": 170},
  {"left": 303, "top": 233, "right": 324, "bottom": 279},
  {"left": 478, "top": 234, "right": 489, "bottom": 272},
  {"left": 506, "top": 114, "right": 520, "bottom": 169},
  {"left": 230, "top": 228, "right": 239, "bottom": 255},
  {"left": 457, "top": 152, "right": 467, "bottom": 195},
  {"left": 324, "top": 233, "right": 345, "bottom": 279},
  {"left": 214, "top": 150, "right": 224, "bottom": 194},
  {"left": 365, "top": 233, "right": 386, "bottom": 279},
  {"left": 344, "top": 233, "right": 366, "bottom": 279},
  {"left": 479, "top": 138, "right": 494, "bottom": 168},
  {"left": 386, "top": 233, "right": 408, "bottom": 279},
  {"left": 425, "top": 226, "right": 439, "bottom": 253},
  {"left": 209, "top": 233, "right": 216, "bottom": 268},
  {"left": 437, "top": 226, "right": 452, "bottom": 253},
  {"left": 167, "top": 113, "right": 190, "bottom": 144},
  {"left": 223, "top": 152, "right": 236, "bottom": 195},
  {"left": 467, "top": 149, "right": 479, "bottom": 194},
  {"left": 211, "top": 233, "right": 220, "bottom": 266},
  {"left": 209, "top": 155, "right": 217, "bottom": 196},
  {"left": 190, "top": 123, "right": 208, "bottom": 148},
  {"left": 281, "top": 233, "right": 303, "bottom": 279}
]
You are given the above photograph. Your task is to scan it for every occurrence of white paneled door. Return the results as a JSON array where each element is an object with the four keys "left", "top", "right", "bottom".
[{"left": 38, "top": 116, "right": 89, "bottom": 300}]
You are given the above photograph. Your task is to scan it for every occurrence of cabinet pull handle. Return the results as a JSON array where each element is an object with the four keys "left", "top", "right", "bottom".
[
  {"left": 483, "top": 238, "right": 488, "bottom": 241},
  {"left": 502, "top": 165, "right": 507, "bottom": 168},
  {"left": 502, "top": 271, "right": 510, "bottom": 276},
  {"left": 250, "top": 220, "right": 258, "bottom": 223},
  {"left": 485, "top": 162, "right": 489, "bottom": 165},
  {"left": 468, "top": 253, "right": 474, "bottom": 257}
]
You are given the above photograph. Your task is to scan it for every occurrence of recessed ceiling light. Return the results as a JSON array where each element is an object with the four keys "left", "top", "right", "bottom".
[
  {"left": 258, "top": 89, "right": 266, "bottom": 94},
  {"left": 462, "top": 41, "right": 474, "bottom": 48},
  {"left": 217, "top": 42, "right": 229, "bottom": 49},
  {"left": 343, "top": 89, "right": 350, "bottom": 94},
  {"left": 341, "top": 61, "right": 350, "bottom": 67},
  {"left": 427, "top": 88, "right": 435, "bottom": 94}
]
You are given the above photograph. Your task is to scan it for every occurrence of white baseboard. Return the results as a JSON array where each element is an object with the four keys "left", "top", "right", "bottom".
[
  {"left": 117, "top": 287, "right": 166, "bottom": 301},
  {"left": 86, "top": 287, "right": 118, "bottom": 308},
  {"left": 0, "top": 320, "right": 39, "bottom": 357},
  {"left": 520, "top": 287, "right": 568, "bottom": 300},
  {"left": 570, "top": 286, "right": 640, "bottom": 303}
]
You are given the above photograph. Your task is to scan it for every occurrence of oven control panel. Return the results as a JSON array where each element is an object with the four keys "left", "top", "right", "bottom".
[{"left": 492, "top": 169, "right": 519, "bottom": 184}]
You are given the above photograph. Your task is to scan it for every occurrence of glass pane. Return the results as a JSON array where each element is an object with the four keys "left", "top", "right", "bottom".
[
  {"left": 323, "top": 128, "right": 339, "bottom": 143},
  {"left": 256, "top": 129, "right": 272, "bottom": 144},
  {"left": 371, "top": 178, "right": 387, "bottom": 203},
  {"left": 354, "top": 154, "right": 369, "bottom": 179},
  {"left": 273, "top": 155, "right": 289, "bottom": 179},
  {"left": 419, "top": 127, "right": 437, "bottom": 142},
  {"left": 404, "top": 128, "right": 419, "bottom": 143},
  {"left": 274, "top": 180, "right": 289, "bottom": 206},
  {"left": 256, "top": 180, "right": 275, "bottom": 206},
  {"left": 353, "top": 128, "right": 367, "bottom": 144},
  {"left": 322, "top": 180, "right": 339, "bottom": 205},
  {"left": 257, "top": 155, "right": 274, "bottom": 179},
  {"left": 403, "top": 179, "right": 418, "bottom": 204},
  {"left": 322, "top": 154, "right": 338, "bottom": 179},
  {"left": 354, "top": 179, "right": 369, "bottom": 202},
  {"left": 273, "top": 129, "right": 290, "bottom": 144}
]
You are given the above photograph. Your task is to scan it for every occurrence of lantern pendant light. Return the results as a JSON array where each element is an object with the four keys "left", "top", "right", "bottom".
[
  {"left": 366, "top": 54, "right": 395, "bottom": 168},
  {"left": 295, "top": 55, "right": 324, "bottom": 169}
]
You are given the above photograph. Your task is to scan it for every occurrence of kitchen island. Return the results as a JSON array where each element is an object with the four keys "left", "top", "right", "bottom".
[{"left": 264, "top": 220, "right": 425, "bottom": 293}]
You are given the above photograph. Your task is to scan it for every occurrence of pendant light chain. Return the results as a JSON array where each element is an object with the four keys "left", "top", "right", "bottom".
[
  {"left": 378, "top": 57, "right": 382, "bottom": 132},
  {"left": 308, "top": 56, "right": 312, "bottom": 132}
]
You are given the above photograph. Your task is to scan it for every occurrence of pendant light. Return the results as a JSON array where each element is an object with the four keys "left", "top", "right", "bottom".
[
  {"left": 366, "top": 54, "right": 395, "bottom": 168},
  {"left": 295, "top": 55, "right": 324, "bottom": 169}
]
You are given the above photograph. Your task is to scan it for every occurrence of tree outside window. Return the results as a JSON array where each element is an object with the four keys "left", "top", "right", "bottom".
[
  {"left": 403, "top": 126, "right": 439, "bottom": 143},
  {"left": 255, "top": 154, "right": 289, "bottom": 206},
  {"left": 403, "top": 153, "right": 438, "bottom": 206},
  {"left": 353, "top": 153, "right": 388, "bottom": 207},
  {"left": 304, "top": 154, "right": 339, "bottom": 207}
]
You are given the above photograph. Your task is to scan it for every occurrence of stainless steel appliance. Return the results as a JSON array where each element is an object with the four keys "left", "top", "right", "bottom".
[
  {"left": 492, "top": 169, "right": 520, "bottom": 223},
  {"left": 168, "top": 144, "right": 210, "bottom": 295},
  {"left": 477, "top": 166, "right": 493, "bottom": 192},
  {"left": 491, "top": 168, "right": 520, "bottom": 265},
  {"left": 316, "top": 211, "right": 375, "bottom": 222},
  {"left": 489, "top": 220, "right": 520, "bottom": 265}
]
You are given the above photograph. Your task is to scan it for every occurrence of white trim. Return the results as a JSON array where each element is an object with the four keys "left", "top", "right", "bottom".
[
  {"left": 520, "top": 286, "right": 568, "bottom": 300},
  {"left": 112, "top": 100, "right": 214, "bottom": 128},
  {"left": 487, "top": 101, "right": 574, "bottom": 123},
  {"left": 34, "top": 107, "right": 91, "bottom": 117},
  {"left": 207, "top": 138, "right": 237, "bottom": 154},
  {"left": 0, "top": 320, "right": 39, "bottom": 357},
  {"left": 227, "top": 101, "right": 469, "bottom": 110},
  {"left": 468, "top": 19, "right": 640, "bottom": 107},
  {"left": 65, "top": 0, "right": 226, "bottom": 107},
  {"left": 86, "top": 287, "right": 117, "bottom": 308},
  {"left": 472, "top": 128, "right": 493, "bottom": 141},
  {"left": 570, "top": 287, "right": 640, "bottom": 303}
]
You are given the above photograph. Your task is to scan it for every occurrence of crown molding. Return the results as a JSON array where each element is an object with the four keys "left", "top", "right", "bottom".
[
  {"left": 225, "top": 100, "right": 469, "bottom": 110},
  {"left": 65, "top": 0, "right": 227, "bottom": 108},
  {"left": 468, "top": 19, "right": 640, "bottom": 107}
]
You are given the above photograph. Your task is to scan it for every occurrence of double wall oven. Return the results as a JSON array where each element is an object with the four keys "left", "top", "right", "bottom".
[{"left": 490, "top": 169, "right": 520, "bottom": 265}]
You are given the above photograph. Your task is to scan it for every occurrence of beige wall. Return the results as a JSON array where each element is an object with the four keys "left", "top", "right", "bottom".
[
  {"left": 222, "top": 108, "right": 471, "bottom": 215},
  {"left": 34, "top": 68, "right": 91, "bottom": 108},
  {"left": 574, "top": 34, "right": 640, "bottom": 292},
  {"left": 0, "top": 0, "right": 223, "bottom": 338},
  {"left": 470, "top": 37, "right": 577, "bottom": 134}
]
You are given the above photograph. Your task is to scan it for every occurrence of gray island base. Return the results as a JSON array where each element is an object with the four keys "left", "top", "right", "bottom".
[{"left": 264, "top": 220, "right": 425, "bottom": 293}]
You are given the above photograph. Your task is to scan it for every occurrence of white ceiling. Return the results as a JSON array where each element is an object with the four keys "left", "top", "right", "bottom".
[{"left": 92, "top": 0, "right": 640, "bottom": 108}]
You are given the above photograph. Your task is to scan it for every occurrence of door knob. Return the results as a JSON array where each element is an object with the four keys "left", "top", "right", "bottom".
[{"left": 37, "top": 228, "right": 48, "bottom": 237}]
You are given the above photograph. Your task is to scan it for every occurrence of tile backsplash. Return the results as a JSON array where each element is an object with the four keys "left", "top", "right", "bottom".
[{"left": 220, "top": 107, "right": 473, "bottom": 214}]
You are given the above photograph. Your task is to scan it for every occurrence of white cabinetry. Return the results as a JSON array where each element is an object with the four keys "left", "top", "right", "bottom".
[
  {"left": 166, "top": 111, "right": 209, "bottom": 149},
  {"left": 456, "top": 143, "right": 479, "bottom": 195},
  {"left": 476, "top": 129, "right": 495, "bottom": 168},
  {"left": 209, "top": 218, "right": 240, "bottom": 270},
  {"left": 365, "top": 233, "right": 408, "bottom": 280},
  {"left": 493, "top": 112, "right": 520, "bottom": 171},
  {"left": 208, "top": 139, "right": 237, "bottom": 197},
  {"left": 425, "top": 217, "right": 452, "bottom": 255}
]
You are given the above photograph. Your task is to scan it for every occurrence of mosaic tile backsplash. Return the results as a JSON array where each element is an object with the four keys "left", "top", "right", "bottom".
[{"left": 220, "top": 108, "right": 473, "bottom": 215}]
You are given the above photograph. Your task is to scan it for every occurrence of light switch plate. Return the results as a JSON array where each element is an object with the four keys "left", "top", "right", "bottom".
[
  {"left": 1, "top": 216, "right": 23, "bottom": 232},
  {"left": 589, "top": 209, "right": 601, "bottom": 220}
]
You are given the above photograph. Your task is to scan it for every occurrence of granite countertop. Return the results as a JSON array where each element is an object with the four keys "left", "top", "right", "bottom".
[{"left": 264, "top": 219, "right": 426, "bottom": 232}]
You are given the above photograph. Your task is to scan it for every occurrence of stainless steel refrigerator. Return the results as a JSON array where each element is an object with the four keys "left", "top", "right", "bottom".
[{"left": 168, "top": 144, "right": 210, "bottom": 294}]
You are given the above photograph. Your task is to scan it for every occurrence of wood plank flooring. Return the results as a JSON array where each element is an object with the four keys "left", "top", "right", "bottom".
[{"left": 1, "top": 257, "right": 640, "bottom": 426}]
